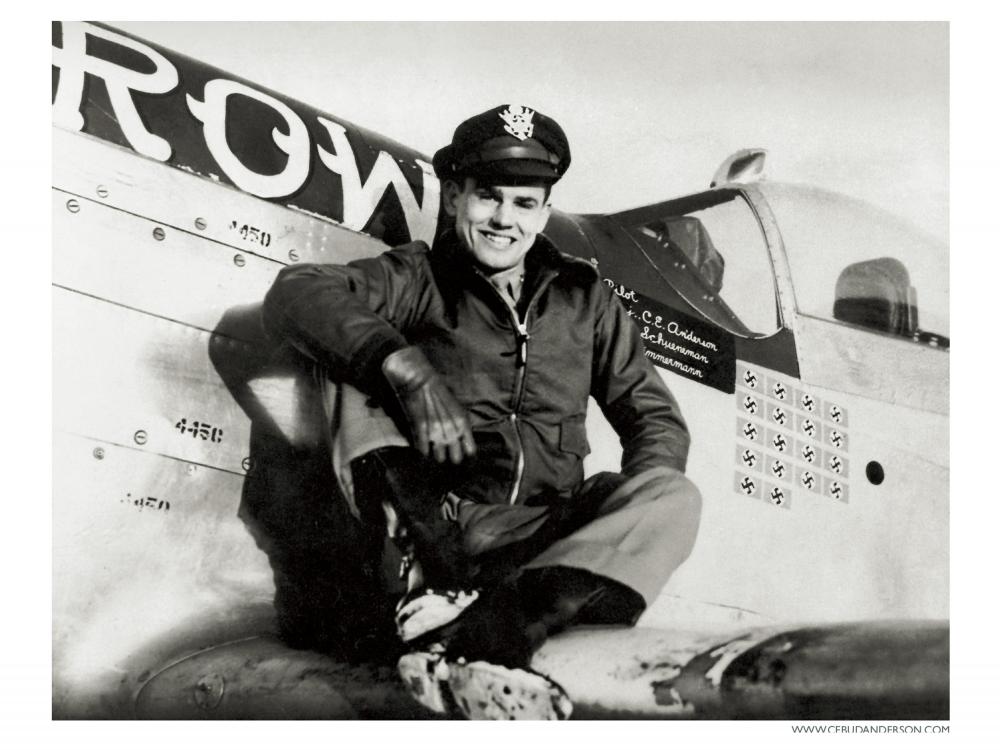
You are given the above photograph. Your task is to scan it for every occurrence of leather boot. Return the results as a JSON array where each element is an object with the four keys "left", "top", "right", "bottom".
[
  {"left": 350, "top": 447, "right": 476, "bottom": 588},
  {"left": 518, "top": 566, "right": 646, "bottom": 649},
  {"left": 435, "top": 576, "right": 535, "bottom": 669}
]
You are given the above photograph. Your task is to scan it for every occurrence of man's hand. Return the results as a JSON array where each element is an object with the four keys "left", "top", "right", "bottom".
[{"left": 381, "top": 346, "right": 476, "bottom": 464}]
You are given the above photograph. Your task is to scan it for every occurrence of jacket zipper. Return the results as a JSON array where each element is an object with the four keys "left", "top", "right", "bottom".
[
  {"left": 508, "top": 413, "right": 525, "bottom": 505},
  {"left": 476, "top": 272, "right": 532, "bottom": 505},
  {"left": 507, "top": 318, "right": 530, "bottom": 504}
]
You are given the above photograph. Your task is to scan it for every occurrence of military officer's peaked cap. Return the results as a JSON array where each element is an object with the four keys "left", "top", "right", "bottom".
[{"left": 432, "top": 105, "right": 571, "bottom": 185}]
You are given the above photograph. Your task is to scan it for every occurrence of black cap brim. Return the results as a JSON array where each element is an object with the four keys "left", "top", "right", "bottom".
[{"left": 432, "top": 145, "right": 562, "bottom": 185}]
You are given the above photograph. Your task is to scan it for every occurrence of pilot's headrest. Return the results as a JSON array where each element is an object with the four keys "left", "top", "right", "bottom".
[{"left": 432, "top": 105, "right": 571, "bottom": 186}]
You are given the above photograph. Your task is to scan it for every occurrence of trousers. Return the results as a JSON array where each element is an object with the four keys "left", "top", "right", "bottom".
[{"left": 328, "top": 382, "right": 702, "bottom": 606}]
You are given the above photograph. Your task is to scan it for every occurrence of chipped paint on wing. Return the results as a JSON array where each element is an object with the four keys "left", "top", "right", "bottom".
[
  {"left": 703, "top": 635, "right": 768, "bottom": 687},
  {"left": 530, "top": 627, "right": 706, "bottom": 716}
]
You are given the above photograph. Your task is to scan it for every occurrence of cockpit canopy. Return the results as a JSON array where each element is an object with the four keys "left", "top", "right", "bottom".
[
  {"left": 619, "top": 182, "right": 948, "bottom": 348},
  {"left": 763, "top": 182, "right": 948, "bottom": 347}
]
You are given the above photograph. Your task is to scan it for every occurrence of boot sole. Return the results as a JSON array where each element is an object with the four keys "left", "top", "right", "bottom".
[
  {"left": 397, "top": 651, "right": 451, "bottom": 715},
  {"left": 446, "top": 661, "right": 572, "bottom": 720}
]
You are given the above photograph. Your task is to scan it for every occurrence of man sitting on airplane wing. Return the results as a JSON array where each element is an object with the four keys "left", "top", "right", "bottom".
[{"left": 263, "top": 105, "right": 702, "bottom": 720}]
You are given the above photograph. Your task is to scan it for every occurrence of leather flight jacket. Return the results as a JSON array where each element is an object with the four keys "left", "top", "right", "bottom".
[{"left": 263, "top": 230, "right": 690, "bottom": 507}]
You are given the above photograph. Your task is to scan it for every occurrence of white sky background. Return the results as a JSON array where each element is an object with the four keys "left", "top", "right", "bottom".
[{"left": 114, "top": 21, "right": 948, "bottom": 243}]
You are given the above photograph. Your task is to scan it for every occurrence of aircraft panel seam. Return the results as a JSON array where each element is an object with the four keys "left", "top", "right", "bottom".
[
  {"left": 51, "top": 283, "right": 254, "bottom": 346},
  {"left": 52, "top": 127, "right": 406, "bottom": 256},
  {"left": 52, "top": 187, "right": 290, "bottom": 269},
  {"left": 56, "top": 428, "right": 247, "bottom": 478}
]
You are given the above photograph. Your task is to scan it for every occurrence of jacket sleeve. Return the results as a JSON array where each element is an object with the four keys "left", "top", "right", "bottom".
[
  {"left": 591, "top": 284, "right": 691, "bottom": 475},
  {"left": 261, "top": 246, "right": 428, "bottom": 392}
]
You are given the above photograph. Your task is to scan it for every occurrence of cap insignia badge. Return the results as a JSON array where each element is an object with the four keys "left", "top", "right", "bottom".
[{"left": 499, "top": 105, "right": 535, "bottom": 141}]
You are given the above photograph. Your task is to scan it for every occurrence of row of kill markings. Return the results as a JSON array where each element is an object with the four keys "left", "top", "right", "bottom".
[{"left": 734, "top": 366, "right": 850, "bottom": 509}]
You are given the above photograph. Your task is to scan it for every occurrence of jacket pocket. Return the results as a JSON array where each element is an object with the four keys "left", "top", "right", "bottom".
[{"left": 559, "top": 417, "right": 590, "bottom": 458}]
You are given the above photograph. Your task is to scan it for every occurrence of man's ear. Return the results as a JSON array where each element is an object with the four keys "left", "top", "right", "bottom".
[
  {"left": 442, "top": 179, "right": 462, "bottom": 217},
  {"left": 537, "top": 202, "right": 552, "bottom": 232}
]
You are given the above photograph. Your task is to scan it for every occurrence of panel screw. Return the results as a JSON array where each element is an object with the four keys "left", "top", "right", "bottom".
[
  {"left": 242, "top": 457, "right": 253, "bottom": 473},
  {"left": 195, "top": 218, "right": 207, "bottom": 231},
  {"left": 66, "top": 199, "right": 80, "bottom": 213},
  {"left": 233, "top": 254, "right": 246, "bottom": 267},
  {"left": 134, "top": 430, "right": 148, "bottom": 446},
  {"left": 96, "top": 185, "right": 109, "bottom": 199},
  {"left": 288, "top": 249, "right": 299, "bottom": 262},
  {"left": 153, "top": 227, "right": 166, "bottom": 241},
  {"left": 93, "top": 447, "right": 105, "bottom": 460}
]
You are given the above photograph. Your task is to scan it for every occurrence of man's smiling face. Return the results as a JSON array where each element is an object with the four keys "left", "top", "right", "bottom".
[{"left": 444, "top": 178, "right": 552, "bottom": 273}]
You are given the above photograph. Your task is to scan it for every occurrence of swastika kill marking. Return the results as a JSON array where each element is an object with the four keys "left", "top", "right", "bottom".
[
  {"left": 770, "top": 431, "right": 789, "bottom": 452},
  {"left": 763, "top": 481, "right": 792, "bottom": 509},
  {"left": 734, "top": 471, "right": 762, "bottom": 499},
  {"left": 824, "top": 477, "right": 849, "bottom": 503}
]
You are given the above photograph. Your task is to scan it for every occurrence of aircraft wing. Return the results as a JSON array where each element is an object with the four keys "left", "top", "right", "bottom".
[{"left": 132, "top": 622, "right": 947, "bottom": 719}]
